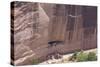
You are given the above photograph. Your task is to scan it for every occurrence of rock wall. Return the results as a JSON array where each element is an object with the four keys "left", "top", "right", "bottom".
[
  {"left": 11, "top": 2, "right": 50, "bottom": 65},
  {"left": 11, "top": 2, "right": 97, "bottom": 65}
]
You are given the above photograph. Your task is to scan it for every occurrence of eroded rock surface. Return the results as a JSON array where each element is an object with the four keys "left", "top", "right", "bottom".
[{"left": 11, "top": 2, "right": 97, "bottom": 65}]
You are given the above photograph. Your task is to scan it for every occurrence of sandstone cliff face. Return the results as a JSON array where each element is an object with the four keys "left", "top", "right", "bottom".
[
  {"left": 11, "top": 2, "right": 49, "bottom": 65},
  {"left": 11, "top": 2, "right": 97, "bottom": 65}
]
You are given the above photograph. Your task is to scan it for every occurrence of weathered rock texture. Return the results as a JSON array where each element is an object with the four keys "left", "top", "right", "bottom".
[{"left": 11, "top": 1, "right": 97, "bottom": 65}]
